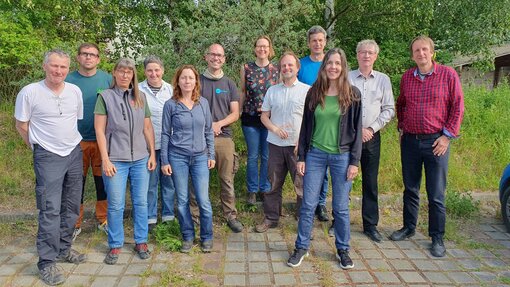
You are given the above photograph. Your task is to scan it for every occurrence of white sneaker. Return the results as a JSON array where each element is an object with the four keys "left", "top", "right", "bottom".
[{"left": 72, "top": 228, "right": 81, "bottom": 241}]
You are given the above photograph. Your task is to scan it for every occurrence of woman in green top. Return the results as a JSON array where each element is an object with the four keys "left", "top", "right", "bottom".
[{"left": 287, "top": 48, "right": 362, "bottom": 270}]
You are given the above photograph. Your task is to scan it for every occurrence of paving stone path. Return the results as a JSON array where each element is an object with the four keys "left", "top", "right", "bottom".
[{"left": 1, "top": 217, "right": 509, "bottom": 286}]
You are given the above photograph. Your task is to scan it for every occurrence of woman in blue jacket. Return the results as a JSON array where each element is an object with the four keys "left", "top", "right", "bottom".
[{"left": 161, "top": 65, "right": 215, "bottom": 253}]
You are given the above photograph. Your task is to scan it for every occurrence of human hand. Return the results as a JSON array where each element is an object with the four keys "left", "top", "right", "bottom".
[
  {"left": 346, "top": 165, "right": 358, "bottom": 181},
  {"left": 432, "top": 135, "right": 450, "bottom": 156}
]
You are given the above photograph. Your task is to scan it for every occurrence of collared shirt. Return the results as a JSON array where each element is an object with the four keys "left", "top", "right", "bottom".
[
  {"left": 14, "top": 80, "right": 83, "bottom": 156},
  {"left": 349, "top": 69, "right": 395, "bottom": 132},
  {"left": 397, "top": 62, "right": 464, "bottom": 137},
  {"left": 139, "top": 80, "right": 173, "bottom": 150},
  {"left": 261, "top": 80, "right": 310, "bottom": 147}
]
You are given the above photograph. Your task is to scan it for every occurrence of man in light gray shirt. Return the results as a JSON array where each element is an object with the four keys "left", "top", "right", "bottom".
[
  {"left": 348, "top": 40, "right": 395, "bottom": 242},
  {"left": 255, "top": 51, "right": 310, "bottom": 232}
]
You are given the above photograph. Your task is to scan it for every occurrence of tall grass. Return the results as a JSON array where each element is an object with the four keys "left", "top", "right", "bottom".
[{"left": 1, "top": 85, "right": 509, "bottom": 212}]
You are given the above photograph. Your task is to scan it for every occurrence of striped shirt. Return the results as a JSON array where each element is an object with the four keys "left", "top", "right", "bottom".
[{"left": 397, "top": 62, "right": 464, "bottom": 137}]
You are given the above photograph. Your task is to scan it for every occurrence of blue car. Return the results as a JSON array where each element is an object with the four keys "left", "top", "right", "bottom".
[{"left": 499, "top": 164, "right": 510, "bottom": 232}]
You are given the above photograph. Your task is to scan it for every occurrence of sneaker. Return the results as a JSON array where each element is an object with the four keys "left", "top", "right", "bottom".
[
  {"left": 328, "top": 223, "right": 335, "bottom": 237},
  {"left": 97, "top": 221, "right": 108, "bottom": 235},
  {"left": 57, "top": 249, "right": 86, "bottom": 264},
  {"left": 134, "top": 243, "right": 151, "bottom": 259},
  {"left": 72, "top": 227, "right": 81, "bottom": 242},
  {"left": 336, "top": 249, "right": 354, "bottom": 269},
  {"left": 161, "top": 215, "right": 175, "bottom": 222},
  {"left": 104, "top": 248, "right": 121, "bottom": 265},
  {"left": 39, "top": 264, "right": 65, "bottom": 286},
  {"left": 181, "top": 240, "right": 194, "bottom": 253},
  {"left": 247, "top": 192, "right": 256, "bottom": 205},
  {"left": 227, "top": 218, "right": 243, "bottom": 233},
  {"left": 287, "top": 248, "right": 309, "bottom": 268},
  {"left": 201, "top": 240, "right": 213, "bottom": 253}
]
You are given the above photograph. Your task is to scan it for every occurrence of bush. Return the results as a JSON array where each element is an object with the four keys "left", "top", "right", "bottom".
[{"left": 445, "top": 190, "right": 480, "bottom": 219}]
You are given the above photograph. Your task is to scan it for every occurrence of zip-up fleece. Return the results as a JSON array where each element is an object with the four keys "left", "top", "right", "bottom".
[
  {"left": 297, "top": 87, "right": 362, "bottom": 166},
  {"left": 100, "top": 87, "right": 149, "bottom": 162}
]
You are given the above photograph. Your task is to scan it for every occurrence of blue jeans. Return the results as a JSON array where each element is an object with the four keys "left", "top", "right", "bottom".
[
  {"left": 241, "top": 125, "right": 270, "bottom": 193},
  {"left": 103, "top": 157, "right": 150, "bottom": 248},
  {"left": 296, "top": 148, "right": 352, "bottom": 250},
  {"left": 170, "top": 152, "right": 213, "bottom": 242},
  {"left": 319, "top": 171, "right": 329, "bottom": 206},
  {"left": 148, "top": 149, "right": 175, "bottom": 224}
]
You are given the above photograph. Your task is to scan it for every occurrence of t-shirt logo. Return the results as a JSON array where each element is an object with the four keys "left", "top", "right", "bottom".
[{"left": 215, "top": 88, "right": 228, "bottom": 94}]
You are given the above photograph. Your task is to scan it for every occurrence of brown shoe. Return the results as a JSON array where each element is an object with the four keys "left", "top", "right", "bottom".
[{"left": 255, "top": 220, "right": 277, "bottom": 233}]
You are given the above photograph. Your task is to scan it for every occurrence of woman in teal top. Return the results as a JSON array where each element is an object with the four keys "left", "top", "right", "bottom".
[{"left": 287, "top": 48, "right": 362, "bottom": 270}]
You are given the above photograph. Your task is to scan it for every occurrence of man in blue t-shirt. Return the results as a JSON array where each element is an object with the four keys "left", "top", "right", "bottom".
[
  {"left": 297, "top": 25, "right": 331, "bottom": 222},
  {"left": 66, "top": 43, "right": 112, "bottom": 241}
]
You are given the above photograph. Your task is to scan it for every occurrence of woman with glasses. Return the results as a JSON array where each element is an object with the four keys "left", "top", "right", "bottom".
[
  {"left": 161, "top": 65, "right": 215, "bottom": 253},
  {"left": 94, "top": 58, "right": 156, "bottom": 265},
  {"left": 240, "top": 35, "right": 279, "bottom": 205},
  {"left": 287, "top": 48, "right": 362, "bottom": 270}
]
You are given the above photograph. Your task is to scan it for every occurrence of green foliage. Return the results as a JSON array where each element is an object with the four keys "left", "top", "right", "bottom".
[
  {"left": 153, "top": 220, "right": 182, "bottom": 252},
  {"left": 445, "top": 190, "right": 480, "bottom": 219}
]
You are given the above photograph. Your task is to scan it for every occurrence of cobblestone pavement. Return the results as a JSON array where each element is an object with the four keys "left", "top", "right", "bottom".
[{"left": 1, "top": 217, "right": 509, "bottom": 286}]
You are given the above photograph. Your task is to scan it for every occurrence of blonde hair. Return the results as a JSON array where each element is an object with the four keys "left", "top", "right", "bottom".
[
  {"left": 253, "top": 35, "right": 275, "bottom": 59},
  {"left": 410, "top": 35, "right": 435, "bottom": 55}
]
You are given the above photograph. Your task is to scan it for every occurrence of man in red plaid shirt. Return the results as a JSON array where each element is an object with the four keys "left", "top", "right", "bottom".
[{"left": 390, "top": 36, "right": 464, "bottom": 258}]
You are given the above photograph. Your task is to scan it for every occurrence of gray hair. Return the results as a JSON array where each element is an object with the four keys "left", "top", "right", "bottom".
[
  {"left": 356, "top": 40, "right": 380, "bottom": 54},
  {"left": 43, "top": 49, "right": 70, "bottom": 65},
  {"left": 143, "top": 55, "right": 164, "bottom": 70},
  {"left": 307, "top": 25, "right": 327, "bottom": 42}
]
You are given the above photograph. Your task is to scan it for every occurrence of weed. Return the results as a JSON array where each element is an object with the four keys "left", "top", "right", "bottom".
[
  {"left": 446, "top": 190, "right": 480, "bottom": 219},
  {"left": 153, "top": 220, "right": 182, "bottom": 252},
  {"left": 499, "top": 276, "right": 510, "bottom": 284}
]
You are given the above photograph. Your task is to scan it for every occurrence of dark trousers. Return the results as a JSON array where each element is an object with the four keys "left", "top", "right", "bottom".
[
  {"left": 401, "top": 134, "right": 449, "bottom": 238},
  {"left": 361, "top": 132, "right": 381, "bottom": 231},
  {"left": 33, "top": 144, "right": 83, "bottom": 270},
  {"left": 263, "top": 143, "right": 303, "bottom": 224}
]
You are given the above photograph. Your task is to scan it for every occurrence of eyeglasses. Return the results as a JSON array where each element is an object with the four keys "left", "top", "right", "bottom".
[
  {"left": 79, "top": 52, "right": 99, "bottom": 58},
  {"left": 116, "top": 70, "right": 134, "bottom": 77},
  {"left": 256, "top": 45, "right": 269, "bottom": 49},
  {"left": 207, "top": 53, "right": 225, "bottom": 58},
  {"left": 358, "top": 50, "right": 376, "bottom": 56}
]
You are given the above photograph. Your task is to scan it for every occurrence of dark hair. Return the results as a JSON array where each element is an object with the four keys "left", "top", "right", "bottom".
[
  {"left": 172, "top": 65, "right": 201, "bottom": 103},
  {"left": 308, "top": 48, "right": 359, "bottom": 113},
  {"left": 78, "top": 43, "right": 100, "bottom": 55}
]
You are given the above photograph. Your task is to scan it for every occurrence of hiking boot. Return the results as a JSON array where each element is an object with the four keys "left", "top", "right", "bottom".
[
  {"left": 287, "top": 248, "right": 309, "bottom": 268},
  {"left": 201, "top": 240, "right": 213, "bottom": 253},
  {"left": 104, "top": 248, "right": 121, "bottom": 265},
  {"left": 247, "top": 193, "right": 256, "bottom": 205},
  {"left": 336, "top": 249, "right": 354, "bottom": 269},
  {"left": 316, "top": 205, "right": 329, "bottom": 222},
  {"left": 57, "top": 249, "right": 86, "bottom": 264},
  {"left": 181, "top": 240, "right": 194, "bottom": 253},
  {"left": 134, "top": 243, "right": 151, "bottom": 259},
  {"left": 430, "top": 236, "right": 446, "bottom": 257},
  {"left": 227, "top": 218, "right": 243, "bottom": 233},
  {"left": 72, "top": 227, "right": 81, "bottom": 242},
  {"left": 39, "top": 264, "right": 65, "bottom": 286},
  {"left": 255, "top": 220, "right": 277, "bottom": 233},
  {"left": 97, "top": 221, "right": 108, "bottom": 235}
]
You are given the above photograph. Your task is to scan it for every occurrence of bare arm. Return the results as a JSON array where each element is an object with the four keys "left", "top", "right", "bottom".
[
  {"left": 239, "top": 65, "right": 246, "bottom": 114},
  {"left": 143, "top": 117, "right": 156, "bottom": 171},
  {"left": 261, "top": 110, "right": 288, "bottom": 139},
  {"left": 15, "top": 120, "right": 30, "bottom": 147}
]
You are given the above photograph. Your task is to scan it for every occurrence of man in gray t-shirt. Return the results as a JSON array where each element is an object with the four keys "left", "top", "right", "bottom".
[{"left": 199, "top": 43, "right": 243, "bottom": 233}]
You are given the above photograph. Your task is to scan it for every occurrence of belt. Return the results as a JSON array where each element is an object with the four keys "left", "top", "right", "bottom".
[{"left": 404, "top": 132, "right": 442, "bottom": 140}]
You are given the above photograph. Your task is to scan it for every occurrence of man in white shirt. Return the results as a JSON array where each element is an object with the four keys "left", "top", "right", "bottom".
[
  {"left": 255, "top": 51, "right": 310, "bottom": 232},
  {"left": 14, "top": 49, "right": 86, "bottom": 286}
]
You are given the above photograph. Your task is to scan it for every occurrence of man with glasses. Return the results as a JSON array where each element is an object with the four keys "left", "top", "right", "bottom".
[
  {"left": 297, "top": 25, "right": 330, "bottom": 223},
  {"left": 348, "top": 40, "right": 395, "bottom": 242},
  {"left": 15, "top": 49, "right": 86, "bottom": 286},
  {"left": 66, "top": 43, "right": 112, "bottom": 241},
  {"left": 199, "top": 43, "right": 243, "bottom": 233}
]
